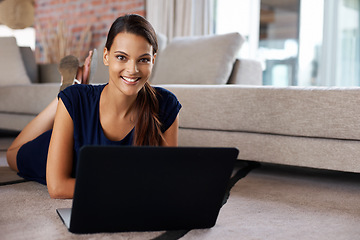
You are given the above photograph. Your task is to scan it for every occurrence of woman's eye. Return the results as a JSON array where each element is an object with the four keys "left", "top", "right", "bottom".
[
  {"left": 116, "top": 55, "right": 126, "bottom": 61},
  {"left": 139, "top": 58, "right": 150, "bottom": 63}
]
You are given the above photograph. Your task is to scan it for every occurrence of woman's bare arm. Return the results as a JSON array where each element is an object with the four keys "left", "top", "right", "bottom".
[
  {"left": 162, "top": 115, "right": 179, "bottom": 147},
  {"left": 46, "top": 98, "right": 75, "bottom": 199}
]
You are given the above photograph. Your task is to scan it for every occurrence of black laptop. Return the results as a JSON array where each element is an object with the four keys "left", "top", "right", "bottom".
[{"left": 57, "top": 146, "right": 239, "bottom": 234}]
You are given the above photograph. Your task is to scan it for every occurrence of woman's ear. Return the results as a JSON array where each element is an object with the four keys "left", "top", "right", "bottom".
[
  {"left": 103, "top": 47, "right": 109, "bottom": 66},
  {"left": 152, "top": 53, "right": 157, "bottom": 65}
]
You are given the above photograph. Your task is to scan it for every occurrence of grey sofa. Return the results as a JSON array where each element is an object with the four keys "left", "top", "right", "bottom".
[
  {"left": 164, "top": 85, "right": 360, "bottom": 173},
  {"left": 1, "top": 34, "right": 360, "bottom": 173},
  {"left": 0, "top": 33, "right": 261, "bottom": 131}
]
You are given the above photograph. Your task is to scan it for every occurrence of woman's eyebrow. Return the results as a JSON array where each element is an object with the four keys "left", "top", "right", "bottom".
[
  {"left": 139, "top": 53, "right": 152, "bottom": 58},
  {"left": 114, "top": 51, "right": 152, "bottom": 59},
  {"left": 114, "top": 51, "right": 129, "bottom": 56}
]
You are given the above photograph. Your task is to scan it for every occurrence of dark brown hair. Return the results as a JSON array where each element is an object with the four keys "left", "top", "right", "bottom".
[{"left": 105, "top": 14, "right": 163, "bottom": 146}]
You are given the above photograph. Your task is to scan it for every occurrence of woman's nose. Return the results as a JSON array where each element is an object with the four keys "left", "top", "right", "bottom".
[{"left": 126, "top": 60, "right": 139, "bottom": 73}]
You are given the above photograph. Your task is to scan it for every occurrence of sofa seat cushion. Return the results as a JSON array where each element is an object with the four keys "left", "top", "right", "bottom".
[
  {"left": 151, "top": 32, "right": 244, "bottom": 85},
  {"left": 0, "top": 37, "right": 31, "bottom": 86},
  {"left": 0, "top": 83, "right": 59, "bottom": 115},
  {"left": 178, "top": 128, "right": 360, "bottom": 173},
  {"left": 163, "top": 85, "right": 360, "bottom": 141}
]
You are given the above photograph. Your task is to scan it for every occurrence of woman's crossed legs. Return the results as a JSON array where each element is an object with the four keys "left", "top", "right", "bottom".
[{"left": 6, "top": 51, "right": 94, "bottom": 172}]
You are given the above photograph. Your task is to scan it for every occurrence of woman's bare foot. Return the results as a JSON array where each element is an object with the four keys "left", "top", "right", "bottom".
[
  {"left": 58, "top": 50, "right": 96, "bottom": 92},
  {"left": 58, "top": 55, "right": 79, "bottom": 92}
]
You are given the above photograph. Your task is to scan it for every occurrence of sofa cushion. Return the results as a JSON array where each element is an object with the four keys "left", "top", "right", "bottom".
[
  {"left": 151, "top": 32, "right": 244, "bottom": 85},
  {"left": 91, "top": 42, "right": 109, "bottom": 84},
  {"left": 19, "top": 46, "right": 39, "bottom": 83},
  {"left": 228, "top": 59, "right": 263, "bottom": 85},
  {"left": 163, "top": 85, "right": 360, "bottom": 141},
  {"left": 0, "top": 37, "right": 31, "bottom": 86},
  {"left": 0, "top": 83, "right": 59, "bottom": 115}
]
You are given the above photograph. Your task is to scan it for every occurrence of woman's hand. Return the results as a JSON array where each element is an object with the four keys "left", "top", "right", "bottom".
[{"left": 46, "top": 98, "right": 75, "bottom": 199}]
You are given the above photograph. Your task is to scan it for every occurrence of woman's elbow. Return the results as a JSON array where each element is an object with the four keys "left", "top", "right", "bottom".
[
  {"left": 48, "top": 184, "right": 66, "bottom": 199},
  {"left": 48, "top": 191, "right": 62, "bottom": 199},
  {"left": 47, "top": 179, "right": 74, "bottom": 199}
]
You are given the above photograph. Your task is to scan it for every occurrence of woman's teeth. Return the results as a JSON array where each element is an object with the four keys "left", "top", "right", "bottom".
[{"left": 122, "top": 76, "right": 139, "bottom": 82}]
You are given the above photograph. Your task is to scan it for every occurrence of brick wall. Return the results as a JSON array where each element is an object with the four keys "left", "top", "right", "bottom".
[{"left": 34, "top": 0, "right": 145, "bottom": 63}]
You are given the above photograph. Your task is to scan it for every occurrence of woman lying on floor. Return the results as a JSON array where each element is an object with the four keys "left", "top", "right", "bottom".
[{"left": 6, "top": 14, "right": 182, "bottom": 199}]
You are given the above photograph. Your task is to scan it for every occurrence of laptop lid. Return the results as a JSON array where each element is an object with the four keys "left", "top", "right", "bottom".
[{"left": 60, "top": 146, "right": 238, "bottom": 234}]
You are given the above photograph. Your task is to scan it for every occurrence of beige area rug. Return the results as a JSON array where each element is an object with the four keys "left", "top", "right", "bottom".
[
  {"left": 0, "top": 136, "right": 168, "bottom": 239},
  {"left": 1, "top": 163, "right": 360, "bottom": 240},
  {"left": 0, "top": 141, "right": 251, "bottom": 240},
  {"left": 1, "top": 132, "right": 359, "bottom": 240},
  {"left": 0, "top": 182, "right": 166, "bottom": 240},
  {"left": 182, "top": 165, "right": 360, "bottom": 240},
  {"left": 0, "top": 155, "right": 253, "bottom": 240}
]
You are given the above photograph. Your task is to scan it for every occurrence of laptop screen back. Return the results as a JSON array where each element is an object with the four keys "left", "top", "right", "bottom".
[{"left": 69, "top": 146, "right": 238, "bottom": 233}]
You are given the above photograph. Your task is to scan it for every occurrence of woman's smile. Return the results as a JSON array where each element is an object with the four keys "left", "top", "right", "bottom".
[{"left": 121, "top": 76, "right": 141, "bottom": 85}]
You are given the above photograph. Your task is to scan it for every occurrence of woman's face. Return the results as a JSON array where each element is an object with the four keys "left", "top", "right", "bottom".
[{"left": 103, "top": 32, "right": 156, "bottom": 97}]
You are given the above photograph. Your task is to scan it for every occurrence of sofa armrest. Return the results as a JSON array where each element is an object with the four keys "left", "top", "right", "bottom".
[
  {"left": 19, "top": 47, "right": 39, "bottom": 83},
  {"left": 38, "top": 63, "right": 61, "bottom": 83},
  {"left": 228, "top": 59, "right": 262, "bottom": 85},
  {"left": 19, "top": 46, "right": 61, "bottom": 84}
]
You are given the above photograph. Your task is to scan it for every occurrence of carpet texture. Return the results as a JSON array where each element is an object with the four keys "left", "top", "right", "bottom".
[
  {"left": 182, "top": 164, "right": 360, "bottom": 240},
  {"left": 1, "top": 134, "right": 360, "bottom": 239},
  {"left": 0, "top": 137, "right": 254, "bottom": 240},
  {"left": 0, "top": 163, "right": 253, "bottom": 240},
  {"left": 0, "top": 182, "right": 166, "bottom": 240}
]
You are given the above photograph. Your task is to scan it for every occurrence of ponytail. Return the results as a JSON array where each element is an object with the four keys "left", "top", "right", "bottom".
[{"left": 133, "top": 82, "right": 164, "bottom": 146}]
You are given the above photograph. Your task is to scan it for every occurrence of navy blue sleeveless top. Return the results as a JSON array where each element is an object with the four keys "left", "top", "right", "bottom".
[
  {"left": 59, "top": 84, "right": 182, "bottom": 160},
  {"left": 16, "top": 84, "right": 181, "bottom": 185}
]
